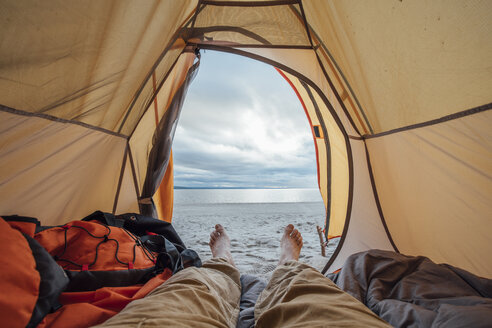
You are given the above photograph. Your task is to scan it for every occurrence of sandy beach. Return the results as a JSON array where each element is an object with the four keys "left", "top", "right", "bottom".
[{"left": 172, "top": 189, "right": 338, "bottom": 280}]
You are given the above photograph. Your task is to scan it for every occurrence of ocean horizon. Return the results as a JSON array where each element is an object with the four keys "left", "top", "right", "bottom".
[
  {"left": 174, "top": 188, "right": 323, "bottom": 205},
  {"left": 174, "top": 186, "right": 318, "bottom": 189}
]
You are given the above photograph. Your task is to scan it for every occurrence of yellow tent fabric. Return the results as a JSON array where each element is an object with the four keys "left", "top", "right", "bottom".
[{"left": 0, "top": 0, "right": 491, "bottom": 278}]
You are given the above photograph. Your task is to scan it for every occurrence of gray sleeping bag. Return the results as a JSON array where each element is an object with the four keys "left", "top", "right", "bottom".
[{"left": 327, "top": 249, "right": 492, "bottom": 328}]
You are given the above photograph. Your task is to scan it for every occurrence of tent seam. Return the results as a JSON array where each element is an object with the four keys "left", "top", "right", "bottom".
[
  {"left": 298, "top": 0, "right": 315, "bottom": 49},
  {"left": 117, "top": 7, "right": 196, "bottom": 134},
  {"left": 190, "top": 26, "right": 273, "bottom": 45},
  {"left": 289, "top": 3, "right": 365, "bottom": 136},
  {"left": 100, "top": 1, "right": 164, "bottom": 122},
  {"left": 365, "top": 103, "right": 492, "bottom": 139},
  {"left": 0, "top": 104, "right": 127, "bottom": 139},
  {"left": 288, "top": 4, "right": 373, "bottom": 134},
  {"left": 201, "top": 0, "right": 299, "bottom": 7},
  {"left": 228, "top": 45, "right": 312, "bottom": 49},
  {"left": 313, "top": 52, "right": 361, "bottom": 137},
  {"left": 127, "top": 48, "right": 188, "bottom": 139},
  {"left": 190, "top": 0, "right": 203, "bottom": 30},
  {"left": 112, "top": 145, "right": 129, "bottom": 214}
]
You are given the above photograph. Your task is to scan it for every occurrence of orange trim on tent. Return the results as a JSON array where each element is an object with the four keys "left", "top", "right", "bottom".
[
  {"left": 153, "top": 151, "right": 174, "bottom": 223},
  {"left": 328, "top": 235, "right": 341, "bottom": 240},
  {"left": 275, "top": 67, "right": 321, "bottom": 189}
]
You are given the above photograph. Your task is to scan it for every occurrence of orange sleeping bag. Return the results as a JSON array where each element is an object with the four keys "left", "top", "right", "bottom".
[{"left": 1, "top": 212, "right": 201, "bottom": 327}]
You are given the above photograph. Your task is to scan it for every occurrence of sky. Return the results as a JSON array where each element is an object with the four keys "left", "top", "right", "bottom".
[{"left": 172, "top": 51, "right": 318, "bottom": 189}]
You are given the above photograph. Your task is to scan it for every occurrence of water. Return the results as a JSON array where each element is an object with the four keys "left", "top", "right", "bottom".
[
  {"left": 174, "top": 188, "right": 325, "bottom": 205},
  {"left": 172, "top": 189, "right": 338, "bottom": 280}
]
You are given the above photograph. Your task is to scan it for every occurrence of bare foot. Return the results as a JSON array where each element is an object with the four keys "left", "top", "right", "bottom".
[
  {"left": 209, "top": 224, "right": 235, "bottom": 266},
  {"left": 279, "top": 224, "right": 303, "bottom": 265}
]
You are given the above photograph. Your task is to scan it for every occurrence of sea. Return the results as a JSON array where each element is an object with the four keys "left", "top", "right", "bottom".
[{"left": 172, "top": 188, "right": 338, "bottom": 280}]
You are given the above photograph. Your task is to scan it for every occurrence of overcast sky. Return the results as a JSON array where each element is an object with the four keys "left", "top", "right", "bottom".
[{"left": 172, "top": 51, "right": 317, "bottom": 188}]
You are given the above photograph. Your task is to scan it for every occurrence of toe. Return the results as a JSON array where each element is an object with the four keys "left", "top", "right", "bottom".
[
  {"left": 285, "top": 224, "right": 294, "bottom": 234},
  {"left": 215, "top": 224, "right": 224, "bottom": 233}
]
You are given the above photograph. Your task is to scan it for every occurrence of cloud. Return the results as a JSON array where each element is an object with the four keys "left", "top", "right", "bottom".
[{"left": 173, "top": 51, "right": 318, "bottom": 188}]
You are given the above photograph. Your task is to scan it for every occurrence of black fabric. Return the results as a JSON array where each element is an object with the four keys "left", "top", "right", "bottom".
[
  {"left": 23, "top": 234, "right": 69, "bottom": 328},
  {"left": 82, "top": 211, "right": 125, "bottom": 229},
  {"left": 2, "top": 215, "right": 40, "bottom": 225},
  {"left": 327, "top": 249, "right": 492, "bottom": 328},
  {"left": 35, "top": 224, "right": 57, "bottom": 233},
  {"left": 181, "top": 248, "right": 202, "bottom": 269},
  {"left": 83, "top": 211, "right": 186, "bottom": 249},
  {"left": 118, "top": 212, "right": 186, "bottom": 249},
  {"left": 64, "top": 267, "right": 156, "bottom": 292}
]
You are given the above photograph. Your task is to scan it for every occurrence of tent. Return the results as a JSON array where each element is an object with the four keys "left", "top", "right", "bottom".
[{"left": 1, "top": 0, "right": 491, "bottom": 280}]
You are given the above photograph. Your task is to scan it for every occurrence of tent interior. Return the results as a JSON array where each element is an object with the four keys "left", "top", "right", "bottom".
[{"left": 1, "top": 0, "right": 491, "bottom": 327}]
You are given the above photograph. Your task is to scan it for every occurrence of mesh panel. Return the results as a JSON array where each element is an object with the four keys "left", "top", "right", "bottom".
[{"left": 193, "top": 4, "right": 310, "bottom": 46}]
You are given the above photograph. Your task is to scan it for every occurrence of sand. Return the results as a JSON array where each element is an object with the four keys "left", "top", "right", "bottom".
[{"left": 172, "top": 201, "right": 338, "bottom": 281}]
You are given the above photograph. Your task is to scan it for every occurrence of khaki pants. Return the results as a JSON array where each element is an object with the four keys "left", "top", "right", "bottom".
[{"left": 95, "top": 259, "right": 390, "bottom": 328}]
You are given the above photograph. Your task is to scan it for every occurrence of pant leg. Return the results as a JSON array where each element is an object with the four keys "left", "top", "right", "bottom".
[
  {"left": 94, "top": 258, "right": 241, "bottom": 328},
  {"left": 254, "top": 261, "right": 391, "bottom": 328}
]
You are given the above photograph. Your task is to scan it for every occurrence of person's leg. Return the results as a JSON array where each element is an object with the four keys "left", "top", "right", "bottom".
[
  {"left": 254, "top": 225, "right": 391, "bottom": 328},
  {"left": 95, "top": 225, "right": 241, "bottom": 328}
]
